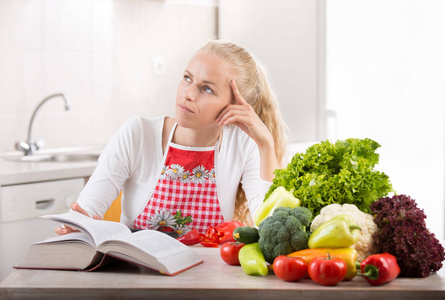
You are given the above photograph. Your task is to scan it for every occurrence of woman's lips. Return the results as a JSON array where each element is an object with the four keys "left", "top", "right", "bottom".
[{"left": 178, "top": 104, "right": 194, "bottom": 113}]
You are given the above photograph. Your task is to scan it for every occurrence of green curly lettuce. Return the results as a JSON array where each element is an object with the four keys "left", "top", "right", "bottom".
[{"left": 266, "top": 138, "right": 393, "bottom": 217}]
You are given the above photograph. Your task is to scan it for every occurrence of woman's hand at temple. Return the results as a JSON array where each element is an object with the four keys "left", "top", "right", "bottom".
[
  {"left": 216, "top": 80, "right": 279, "bottom": 181},
  {"left": 217, "top": 80, "right": 273, "bottom": 148},
  {"left": 54, "top": 202, "right": 102, "bottom": 235}
]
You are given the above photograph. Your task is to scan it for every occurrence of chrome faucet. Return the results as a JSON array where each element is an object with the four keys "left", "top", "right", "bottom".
[{"left": 16, "top": 93, "right": 71, "bottom": 156}]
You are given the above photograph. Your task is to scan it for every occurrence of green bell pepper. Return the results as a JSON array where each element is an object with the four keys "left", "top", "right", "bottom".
[
  {"left": 253, "top": 186, "right": 300, "bottom": 226},
  {"left": 308, "top": 214, "right": 361, "bottom": 249},
  {"left": 238, "top": 242, "right": 268, "bottom": 276}
]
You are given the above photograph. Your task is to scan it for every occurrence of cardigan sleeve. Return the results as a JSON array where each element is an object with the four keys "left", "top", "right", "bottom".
[
  {"left": 239, "top": 138, "right": 273, "bottom": 219},
  {"left": 76, "top": 117, "right": 143, "bottom": 218}
]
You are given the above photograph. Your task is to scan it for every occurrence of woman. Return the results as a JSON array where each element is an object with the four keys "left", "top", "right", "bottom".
[{"left": 56, "top": 40, "right": 287, "bottom": 236}]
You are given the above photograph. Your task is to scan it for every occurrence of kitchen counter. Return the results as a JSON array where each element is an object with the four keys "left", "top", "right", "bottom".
[
  {"left": 0, "top": 147, "right": 102, "bottom": 186},
  {"left": 1, "top": 247, "right": 444, "bottom": 300}
]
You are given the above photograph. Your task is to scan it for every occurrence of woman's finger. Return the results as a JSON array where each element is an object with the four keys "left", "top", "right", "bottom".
[
  {"left": 218, "top": 109, "right": 250, "bottom": 126},
  {"left": 217, "top": 105, "right": 248, "bottom": 125},
  {"left": 71, "top": 202, "right": 90, "bottom": 217},
  {"left": 54, "top": 226, "right": 65, "bottom": 235},
  {"left": 71, "top": 202, "right": 102, "bottom": 220},
  {"left": 55, "top": 202, "right": 102, "bottom": 236},
  {"left": 55, "top": 224, "right": 79, "bottom": 235},
  {"left": 230, "top": 80, "right": 248, "bottom": 105},
  {"left": 223, "top": 114, "right": 251, "bottom": 128}
]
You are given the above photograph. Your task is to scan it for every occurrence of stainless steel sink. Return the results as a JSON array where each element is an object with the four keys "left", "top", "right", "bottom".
[{"left": 4, "top": 153, "right": 100, "bottom": 163}]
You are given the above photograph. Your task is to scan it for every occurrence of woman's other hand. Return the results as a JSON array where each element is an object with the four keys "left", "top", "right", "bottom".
[{"left": 55, "top": 202, "right": 102, "bottom": 235}]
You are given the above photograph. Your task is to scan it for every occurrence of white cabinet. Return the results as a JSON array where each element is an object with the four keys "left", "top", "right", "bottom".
[
  {"left": 218, "top": 0, "right": 325, "bottom": 143},
  {"left": 0, "top": 178, "right": 85, "bottom": 281}
]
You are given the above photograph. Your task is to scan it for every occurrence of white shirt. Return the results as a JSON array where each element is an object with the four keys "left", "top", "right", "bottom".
[{"left": 77, "top": 116, "right": 272, "bottom": 226}]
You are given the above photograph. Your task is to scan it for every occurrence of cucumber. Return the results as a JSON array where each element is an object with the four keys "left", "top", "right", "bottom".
[{"left": 233, "top": 226, "right": 260, "bottom": 244}]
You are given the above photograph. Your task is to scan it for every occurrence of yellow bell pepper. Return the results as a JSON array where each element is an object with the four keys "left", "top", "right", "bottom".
[
  {"left": 288, "top": 248, "right": 358, "bottom": 280},
  {"left": 253, "top": 186, "right": 300, "bottom": 226},
  {"left": 308, "top": 214, "right": 361, "bottom": 249}
]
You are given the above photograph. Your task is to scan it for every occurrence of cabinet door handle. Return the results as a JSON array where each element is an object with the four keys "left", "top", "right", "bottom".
[{"left": 35, "top": 199, "right": 55, "bottom": 210}]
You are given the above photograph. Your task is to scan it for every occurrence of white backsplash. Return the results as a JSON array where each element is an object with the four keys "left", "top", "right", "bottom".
[{"left": 0, "top": 0, "right": 217, "bottom": 152}]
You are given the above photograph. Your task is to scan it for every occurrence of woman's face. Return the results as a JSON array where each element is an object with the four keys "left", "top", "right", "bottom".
[{"left": 175, "top": 51, "right": 235, "bottom": 130}]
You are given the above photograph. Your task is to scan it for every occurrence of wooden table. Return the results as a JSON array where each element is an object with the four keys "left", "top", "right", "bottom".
[{"left": 1, "top": 246, "right": 444, "bottom": 300}]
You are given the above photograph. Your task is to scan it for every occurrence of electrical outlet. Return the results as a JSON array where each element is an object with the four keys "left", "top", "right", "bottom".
[{"left": 152, "top": 56, "right": 165, "bottom": 76}]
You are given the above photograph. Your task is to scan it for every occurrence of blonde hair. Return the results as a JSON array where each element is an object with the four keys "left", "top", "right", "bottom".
[{"left": 199, "top": 40, "right": 288, "bottom": 225}]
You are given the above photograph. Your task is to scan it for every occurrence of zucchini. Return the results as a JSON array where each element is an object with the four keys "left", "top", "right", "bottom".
[{"left": 233, "top": 226, "right": 260, "bottom": 244}]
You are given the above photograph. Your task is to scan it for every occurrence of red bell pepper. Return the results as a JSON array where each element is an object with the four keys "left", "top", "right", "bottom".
[
  {"left": 359, "top": 253, "right": 401, "bottom": 286},
  {"left": 215, "top": 221, "right": 244, "bottom": 244},
  {"left": 200, "top": 241, "right": 220, "bottom": 247},
  {"left": 199, "top": 221, "right": 244, "bottom": 247},
  {"left": 199, "top": 231, "right": 219, "bottom": 247},
  {"left": 176, "top": 228, "right": 200, "bottom": 246}
]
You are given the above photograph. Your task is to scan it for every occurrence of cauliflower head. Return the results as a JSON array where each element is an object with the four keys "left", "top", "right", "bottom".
[{"left": 310, "top": 203, "right": 378, "bottom": 261}]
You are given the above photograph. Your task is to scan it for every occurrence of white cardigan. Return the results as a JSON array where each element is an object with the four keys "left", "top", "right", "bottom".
[{"left": 77, "top": 116, "right": 272, "bottom": 227}]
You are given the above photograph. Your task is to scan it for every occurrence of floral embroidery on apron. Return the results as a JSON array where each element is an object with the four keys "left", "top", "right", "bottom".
[{"left": 134, "top": 129, "right": 224, "bottom": 235}]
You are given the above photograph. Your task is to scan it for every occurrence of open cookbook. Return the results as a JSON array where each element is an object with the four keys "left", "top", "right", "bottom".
[{"left": 15, "top": 211, "right": 203, "bottom": 276}]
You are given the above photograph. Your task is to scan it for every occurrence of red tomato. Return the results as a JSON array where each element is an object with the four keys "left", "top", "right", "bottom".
[
  {"left": 273, "top": 255, "right": 308, "bottom": 282},
  {"left": 308, "top": 256, "right": 347, "bottom": 286},
  {"left": 219, "top": 242, "right": 245, "bottom": 266}
]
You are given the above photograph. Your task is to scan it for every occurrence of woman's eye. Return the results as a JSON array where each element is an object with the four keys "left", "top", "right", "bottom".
[
  {"left": 184, "top": 75, "right": 191, "bottom": 82},
  {"left": 204, "top": 86, "right": 214, "bottom": 94}
]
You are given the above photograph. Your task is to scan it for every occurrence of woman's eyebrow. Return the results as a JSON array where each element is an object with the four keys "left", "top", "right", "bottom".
[
  {"left": 203, "top": 80, "right": 218, "bottom": 87},
  {"left": 184, "top": 70, "right": 193, "bottom": 78}
]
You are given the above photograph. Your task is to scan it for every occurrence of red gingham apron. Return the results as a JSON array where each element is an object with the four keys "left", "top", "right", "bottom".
[{"left": 133, "top": 130, "right": 224, "bottom": 235}]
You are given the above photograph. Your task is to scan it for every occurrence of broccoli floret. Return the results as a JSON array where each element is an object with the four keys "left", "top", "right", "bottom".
[
  {"left": 258, "top": 206, "right": 312, "bottom": 264},
  {"left": 289, "top": 206, "right": 312, "bottom": 227}
]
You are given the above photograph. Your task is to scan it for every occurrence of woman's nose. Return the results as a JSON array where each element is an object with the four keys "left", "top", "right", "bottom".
[{"left": 185, "top": 85, "right": 197, "bottom": 101}]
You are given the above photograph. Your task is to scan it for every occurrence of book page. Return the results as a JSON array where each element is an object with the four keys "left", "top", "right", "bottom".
[
  {"left": 42, "top": 211, "right": 131, "bottom": 247},
  {"left": 99, "top": 230, "right": 203, "bottom": 275},
  {"left": 35, "top": 232, "right": 95, "bottom": 246},
  {"left": 101, "top": 230, "right": 189, "bottom": 258}
]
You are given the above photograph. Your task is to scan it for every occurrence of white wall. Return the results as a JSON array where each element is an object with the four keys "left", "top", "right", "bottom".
[
  {"left": 0, "top": 0, "right": 217, "bottom": 152},
  {"left": 219, "top": 0, "right": 321, "bottom": 143},
  {"left": 326, "top": 0, "right": 445, "bottom": 239}
]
